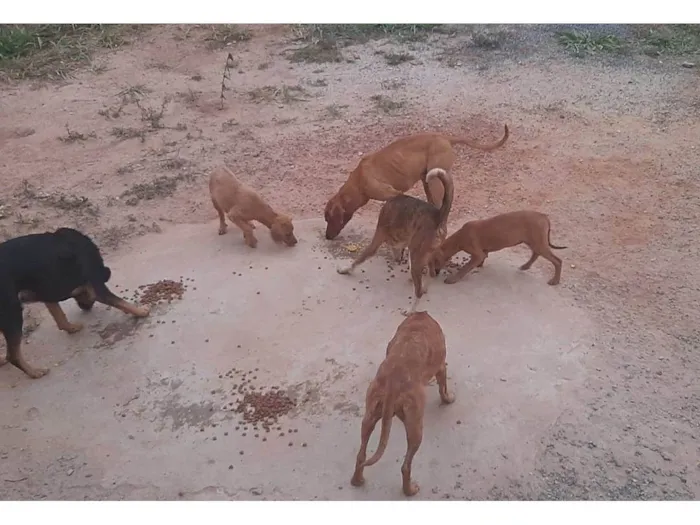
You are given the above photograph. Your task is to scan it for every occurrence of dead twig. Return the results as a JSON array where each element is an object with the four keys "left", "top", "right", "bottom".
[{"left": 219, "top": 53, "right": 236, "bottom": 110}]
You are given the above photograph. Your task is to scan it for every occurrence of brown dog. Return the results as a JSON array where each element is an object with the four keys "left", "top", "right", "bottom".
[
  {"left": 323, "top": 125, "right": 509, "bottom": 240},
  {"left": 350, "top": 311, "right": 455, "bottom": 497},
  {"left": 337, "top": 168, "right": 454, "bottom": 314},
  {"left": 209, "top": 166, "right": 297, "bottom": 248},
  {"left": 431, "top": 210, "right": 567, "bottom": 286}
]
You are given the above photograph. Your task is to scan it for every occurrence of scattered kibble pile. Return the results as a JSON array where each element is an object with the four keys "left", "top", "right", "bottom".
[
  {"left": 235, "top": 389, "right": 296, "bottom": 427},
  {"left": 132, "top": 278, "right": 187, "bottom": 306}
]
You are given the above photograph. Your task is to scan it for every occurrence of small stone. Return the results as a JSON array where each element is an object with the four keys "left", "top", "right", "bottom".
[
  {"left": 681, "top": 62, "right": 695, "bottom": 68},
  {"left": 250, "top": 487, "right": 263, "bottom": 496},
  {"left": 67, "top": 469, "right": 74, "bottom": 476}
]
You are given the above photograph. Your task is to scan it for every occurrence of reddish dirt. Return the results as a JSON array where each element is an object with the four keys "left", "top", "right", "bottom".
[{"left": 1, "top": 24, "right": 699, "bottom": 499}]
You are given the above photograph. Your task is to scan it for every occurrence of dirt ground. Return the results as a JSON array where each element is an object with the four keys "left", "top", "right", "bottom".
[{"left": 1, "top": 24, "right": 700, "bottom": 500}]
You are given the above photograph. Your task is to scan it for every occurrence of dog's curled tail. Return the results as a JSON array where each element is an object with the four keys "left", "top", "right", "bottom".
[
  {"left": 425, "top": 168, "right": 454, "bottom": 230},
  {"left": 446, "top": 124, "right": 509, "bottom": 151},
  {"left": 548, "top": 226, "right": 567, "bottom": 250},
  {"left": 362, "top": 390, "right": 396, "bottom": 467}
]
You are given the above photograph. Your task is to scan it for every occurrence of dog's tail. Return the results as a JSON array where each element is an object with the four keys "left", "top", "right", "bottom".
[
  {"left": 425, "top": 168, "right": 454, "bottom": 230},
  {"left": 548, "top": 224, "right": 567, "bottom": 250},
  {"left": 445, "top": 124, "right": 509, "bottom": 151},
  {"left": 362, "top": 390, "right": 396, "bottom": 467}
]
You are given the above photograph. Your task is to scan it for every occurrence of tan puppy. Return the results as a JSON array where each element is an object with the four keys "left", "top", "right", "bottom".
[
  {"left": 337, "top": 168, "right": 454, "bottom": 315},
  {"left": 350, "top": 311, "right": 455, "bottom": 497},
  {"left": 431, "top": 210, "right": 567, "bottom": 285},
  {"left": 323, "top": 125, "right": 509, "bottom": 240},
  {"left": 209, "top": 166, "right": 297, "bottom": 248}
]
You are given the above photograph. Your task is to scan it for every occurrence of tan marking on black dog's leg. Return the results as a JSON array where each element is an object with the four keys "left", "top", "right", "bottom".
[
  {"left": 5, "top": 331, "right": 48, "bottom": 379},
  {"left": 444, "top": 252, "right": 486, "bottom": 284},
  {"left": 436, "top": 365, "right": 455, "bottom": 404},
  {"left": 400, "top": 413, "right": 423, "bottom": 497},
  {"left": 45, "top": 303, "right": 83, "bottom": 334},
  {"left": 212, "top": 199, "right": 228, "bottom": 235},
  {"left": 338, "top": 231, "right": 385, "bottom": 275},
  {"left": 519, "top": 251, "right": 539, "bottom": 271},
  {"left": 351, "top": 409, "right": 382, "bottom": 487},
  {"left": 101, "top": 296, "right": 150, "bottom": 317}
]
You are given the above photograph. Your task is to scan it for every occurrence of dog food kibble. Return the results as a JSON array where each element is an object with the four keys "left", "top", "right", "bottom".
[
  {"left": 288, "top": 442, "right": 293, "bottom": 447},
  {"left": 239, "top": 451, "right": 244, "bottom": 455},
  {"left": 224, "top": 432, "right": 228, "bottom": 436},
  {"left": 229, "top": 465, "right": 233, "bottom": 470},
  {"left": 262, "top": 437, "right": 267, "bottom": 442},
  {"left": 133, "top": 279, "right": 186, "bottom": 306},
  {"left": 242, "top": 433, "right": 246, "bottom": 436},
  {"left": 302, "top": 443, "right": 307, "bottom": 447},
  {"left": 456, "top": 420, "right": 462, "bottom": 425}
]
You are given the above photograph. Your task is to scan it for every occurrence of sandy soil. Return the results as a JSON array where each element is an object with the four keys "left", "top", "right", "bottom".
[{"left": 1, "top": 24, "right": 699, "bottom": 500}]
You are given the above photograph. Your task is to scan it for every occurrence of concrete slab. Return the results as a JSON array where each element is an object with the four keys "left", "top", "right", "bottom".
[{"left": 0, "top": 218, "right": 593, "bottom": 500}]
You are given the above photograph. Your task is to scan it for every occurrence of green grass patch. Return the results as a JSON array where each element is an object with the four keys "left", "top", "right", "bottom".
[
  {"left": 557, "top": 30, "right": 627, "bottom": 57},
  {"left": 0, "top": 24, "right": 143, "bottom": 81}
]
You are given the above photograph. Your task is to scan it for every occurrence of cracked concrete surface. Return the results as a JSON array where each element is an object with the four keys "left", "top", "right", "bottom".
[{"left": 1, "top": 218, "right": 592, "bottom": 500}]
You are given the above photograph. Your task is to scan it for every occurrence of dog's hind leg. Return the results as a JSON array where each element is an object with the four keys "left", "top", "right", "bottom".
[
  {"left": 351, "top": 407, "right": 382, "bottom": 488},
  {"left": 538, "top": 247, "right": 562, "bottom": 285},
  {"left": 435, "top": 364, "right": 456, "bottom": 405},
  {"left": 519, "top": 251, "right": 539, "bottom": 271},
  {"left": 399, "top": 409, "right": 423, "bottom": 497},
  {"left": 45, "top": 303, "right": 83, "bottom": 334},
  {"left": 3, "top": 329, "right": 49, "bottom": 379},
  {"left": 212, "top": 198, "right": 228, "bottom": 235},
  {"left": 337, "top": 231, "right": 385, "bottom": 275}
]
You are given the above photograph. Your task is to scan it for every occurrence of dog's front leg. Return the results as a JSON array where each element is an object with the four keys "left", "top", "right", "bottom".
[
  {"left": 230, "top": 216, "right": 258, "bottom": 248},
  {"left": 45, "top": 303, "right": 83, "bottom": 334},
  {"left": 444, "top": 253, "right": 485, "bottom": 284}
]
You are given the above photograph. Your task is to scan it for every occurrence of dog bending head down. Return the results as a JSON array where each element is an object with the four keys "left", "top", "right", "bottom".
[
  {"left": 324, "top": 192, "right": 359, "bottom": 240},
  {"left": 350, "top": 312, "right": 455, "bottom": 497},
  {"left": 270, "top": 214, "right": 298, "bottom": 246}
]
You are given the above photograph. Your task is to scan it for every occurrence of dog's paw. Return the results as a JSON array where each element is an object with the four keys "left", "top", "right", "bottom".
[
  {"left": 548, "top": 278, "right": 560, "bottom": 286},
  {"left": 63, "top": 322, "right": 84, "bottom": 334},
  {"left": 218, "top": 227, "right": 227, "bottom": 235},
  {"left": 337, "top": 266, "right": 352, "bottom": 275},
  {"left": 442, "top": 393, "right": 456, "bottom": 405},
  {"left": 0, "top": 356, "right": 7, "bottom": 367},
  {"left": 134, "top": 305, "right": 150, "bottom": 318},
  {"left": 350, "top": 474, "right": 365, "bottom": 487},
  {"left": 444, "top": 275, "right": 459, "bottom": 285},
  {"left": 403, "top": 482, "right": 420, "bottom": 497},
  {"left": 26, "top": 366, "right": 50, "bottom": 379}
]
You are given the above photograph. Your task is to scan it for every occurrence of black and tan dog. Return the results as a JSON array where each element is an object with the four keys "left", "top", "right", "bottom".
[
  {"left": 351, "top": 311, "right": 455, "bottom": 497},
  {"left": 0, "top": 227, "right": 149, "bottom": 379},
  {"left": 337, "top": 168, "right": 454, "bottom": 315}
]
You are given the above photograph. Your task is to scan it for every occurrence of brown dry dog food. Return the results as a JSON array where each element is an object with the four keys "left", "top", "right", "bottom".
[
  {"left": 234, "top": 389, "right": 295, "bottom": 427},
  {"left": 133, "top": 279, "right": 186, "bottom": 306}
]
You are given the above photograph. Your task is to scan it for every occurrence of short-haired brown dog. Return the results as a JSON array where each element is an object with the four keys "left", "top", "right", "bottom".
[
  {"left": 337, "top": 168, "right": 454, "bottom": 314},
  {"left": 350, "top": 311, "right": 455, "bottom": 497},
  {"left": 209, "top": 166, "right": 297, "bottom": 248},
  {"left": 431, "top": 210, "right": 567, "bottom": 285},
  {"left": 323, "top": 125, "right": 509, "bottom": 240}
]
